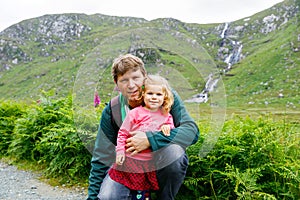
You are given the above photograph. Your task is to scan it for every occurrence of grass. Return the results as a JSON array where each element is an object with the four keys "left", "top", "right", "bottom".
[
  {"left": 0, "top": 0, "right": 299, "bottom": 111},
  {"left": 185, "top": 103, "right": 300, "bottom": 132}
]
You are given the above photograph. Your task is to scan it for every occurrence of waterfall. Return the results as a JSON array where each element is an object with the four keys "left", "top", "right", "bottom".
[
  {"left": 185, "top": 73, "right": 218, "bottom": 103},
  {"left": 223, "top": 40, "right": 243, "bottom": 71},
  {"left": 186, "top": 22, "right": 243, "bottom": 103},
  {"left": 205, "top": 73, "right": 219, "bottom": 92},
  {"left": 220, "top": 23, "right": 229, "bottom": 39}
]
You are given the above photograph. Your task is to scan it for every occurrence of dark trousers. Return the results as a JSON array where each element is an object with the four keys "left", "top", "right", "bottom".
[{"left": 155, "top": 144, "right": 188, "bottom": 200}]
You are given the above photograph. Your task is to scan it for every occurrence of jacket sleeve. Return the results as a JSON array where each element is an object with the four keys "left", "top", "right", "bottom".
[
  {"left": 87, "top": 104, "right": 117, "bottom": 200},
  {"left": 146, "top": 90, "right": 199, "bottom": 151}
]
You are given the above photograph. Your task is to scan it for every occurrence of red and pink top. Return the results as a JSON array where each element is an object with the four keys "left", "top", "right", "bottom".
[{"left": 116, "top": 106, "right": 174, "bottom": 160}]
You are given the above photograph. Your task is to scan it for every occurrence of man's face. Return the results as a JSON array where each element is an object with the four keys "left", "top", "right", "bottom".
[{"left": 116, "top": 69, "right": 145, "bottom": 103}]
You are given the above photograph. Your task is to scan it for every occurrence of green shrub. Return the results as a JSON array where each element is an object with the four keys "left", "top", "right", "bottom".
[
  {"left": 35, "top": 121, "right": 92, "bottom": 181},
  {"left": 180, "top": 116, "right": 300, "bottom": 199},
  {"left": 5, "top": 91, "right": 98, "bottom": 183},
  {"left": 0, "top": 100, "right": 27, "bottom": 155},
  {"left": 1, "top": 94, "right": 299, "bottom": 195},
  {"left": 8, "top": 92, "right": 72, "bottom": 161}
]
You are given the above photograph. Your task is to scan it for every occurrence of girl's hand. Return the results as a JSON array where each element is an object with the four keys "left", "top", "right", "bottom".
[
  {"left": 116, "top": 153, "right": 125, "bottom": 165},
  {"left": 161, "top": 125, "right": 171, "bottom": 136}
]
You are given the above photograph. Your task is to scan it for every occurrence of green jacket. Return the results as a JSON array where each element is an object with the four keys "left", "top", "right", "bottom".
[{"left": 87, "top": 90, "right": 199, "bottom": 200}]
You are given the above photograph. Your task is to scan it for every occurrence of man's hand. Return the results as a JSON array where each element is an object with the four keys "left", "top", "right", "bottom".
[{"left": 126, "top": 131, "right": 150, "bottom": 156}]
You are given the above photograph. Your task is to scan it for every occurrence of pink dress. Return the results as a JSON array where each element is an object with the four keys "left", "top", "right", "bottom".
[{"left": 109, "top": 106, "right": 174, "bottom": 190}]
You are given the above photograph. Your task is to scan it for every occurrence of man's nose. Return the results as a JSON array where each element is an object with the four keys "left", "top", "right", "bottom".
[{"left": 127, "top": 79, "right": 135, "bottom": 88}]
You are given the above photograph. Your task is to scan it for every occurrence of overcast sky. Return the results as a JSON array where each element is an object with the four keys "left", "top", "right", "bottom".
[{"left": 0, "top": 0, "right": 284, "bottom": 32}]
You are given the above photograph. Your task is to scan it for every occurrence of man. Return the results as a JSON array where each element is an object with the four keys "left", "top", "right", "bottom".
[{"left": 87, "top": 54, "right": 199, "bottom": 200}]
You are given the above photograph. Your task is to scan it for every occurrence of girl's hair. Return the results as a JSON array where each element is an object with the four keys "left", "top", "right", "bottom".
[
  {"left": 142, "top": 74, "right": 174, "bottom": 115},
  {"left": 111, "top": 54, "right": 147, "bottom": 83}
]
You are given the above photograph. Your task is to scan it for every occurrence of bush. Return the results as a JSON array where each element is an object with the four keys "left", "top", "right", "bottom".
[
  {"left": 1, "top": 95, "right": 299, "bottom": 195},
  {"left": 179, "top": 116, "right": 300, "bottom": 199},
  {"left": 2, "top": 91, "right": 99, "bottom": 184},
  {"left": 0, "top": 100, "right": 27, "bottom": 155}
]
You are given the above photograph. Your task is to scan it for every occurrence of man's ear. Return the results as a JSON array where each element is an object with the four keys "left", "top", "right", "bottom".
[{"left": 114, "top": 85, "right": 120, "bottom": 92}]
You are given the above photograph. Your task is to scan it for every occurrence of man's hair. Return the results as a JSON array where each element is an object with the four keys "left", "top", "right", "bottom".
[
  {"left": 143, "top": 74, "right": 174, "bottom": 115},
  {"left": 111, "top": 54, "right": 147, "bottom": 83}
]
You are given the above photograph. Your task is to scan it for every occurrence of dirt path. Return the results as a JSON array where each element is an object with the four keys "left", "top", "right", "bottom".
[{"left": 0, "top": 161, "right": 87, "bottom": 200}]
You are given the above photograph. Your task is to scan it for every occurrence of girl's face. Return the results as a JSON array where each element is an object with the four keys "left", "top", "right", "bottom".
[{"left": 143, "top": 84, "right": 165, "bottom": 111}]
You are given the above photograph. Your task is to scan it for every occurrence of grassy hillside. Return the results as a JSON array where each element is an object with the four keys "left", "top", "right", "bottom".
[
  {"left": 0, "top": 0, "right": 299, "bottom": 112},
  {"left": 224, "top": 16, "right": 299, "bottom": 108}
]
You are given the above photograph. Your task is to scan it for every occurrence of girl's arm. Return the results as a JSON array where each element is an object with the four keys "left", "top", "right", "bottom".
[{"left": 116, "top": 113, "right": 132, "bottom": 153}]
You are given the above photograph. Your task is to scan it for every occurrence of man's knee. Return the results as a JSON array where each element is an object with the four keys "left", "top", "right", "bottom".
[
  {"left": 156, "top": 144, "right": 188, "bottom": 178},
  {"left": 164, "top": 152, "right": 188, "bottom": 175},
  {"left": 155, "top": 144, "right": 186, "bottom": 170}
]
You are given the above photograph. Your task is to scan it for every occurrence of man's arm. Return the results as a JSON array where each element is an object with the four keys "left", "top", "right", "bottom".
[
  {"left": 87, "top": 104, "right": 117, "bottom": 200},
  {"left": 146, "top": 90, "right": 199, "bottom": 151}
]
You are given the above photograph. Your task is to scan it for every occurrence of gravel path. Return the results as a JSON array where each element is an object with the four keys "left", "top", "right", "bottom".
[{"left": 0, "top": 161, "right": 88, "bottom": 200}]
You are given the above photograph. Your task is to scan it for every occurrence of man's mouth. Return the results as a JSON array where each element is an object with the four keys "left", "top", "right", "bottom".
[{"left": 128, "top": 90, "right": 138, "bottom": 96}]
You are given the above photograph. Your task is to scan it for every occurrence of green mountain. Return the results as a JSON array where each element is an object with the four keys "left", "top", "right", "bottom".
[{"left": 0, "top": 0, "right": 299, "bottom": 109}]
